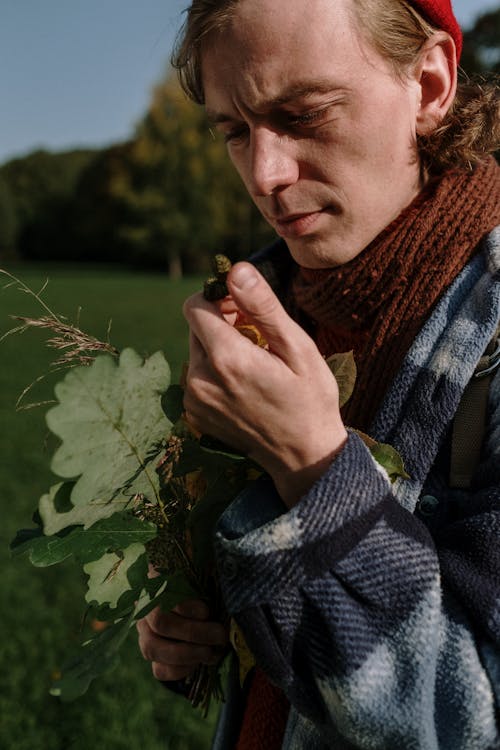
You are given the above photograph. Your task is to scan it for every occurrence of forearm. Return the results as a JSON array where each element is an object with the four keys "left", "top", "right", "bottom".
[{"left": 214, "top": 432, "right": 500, "bottom": 748}]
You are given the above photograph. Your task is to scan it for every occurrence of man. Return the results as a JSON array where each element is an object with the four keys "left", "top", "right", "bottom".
[{"left": 137, "top": 0, "right": 500, "bottom": 746}]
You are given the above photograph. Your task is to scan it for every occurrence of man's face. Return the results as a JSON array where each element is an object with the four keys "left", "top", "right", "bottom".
[{"left": 202, "top": 0, "right": 424, "bottom": 268}]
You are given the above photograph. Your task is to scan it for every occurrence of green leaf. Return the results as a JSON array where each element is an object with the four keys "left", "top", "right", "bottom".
[
  {"left": 89, "top": 572, "right": 167, "bottom": 623},
  {"left": 84, "top": 543, "right": 146, "bottom": 608},
  {"left": 11, "top": 525, "right": 73, "bottom": 565},
  {"left": 46, "top": 348, "right": 171, "bottom": 508},
  {"left": 161, "top": 384, "right": 184, "bottom": 423},
  {"left": 39, "top": 482, "right": 129, "bottom": 535},
  {"left": 369, "top": 442, "right": 410, "bottom": 482},
  {"left": 163, "top": 434, "right": 249, "bottom": 485},
  {"left": 199, "top": 435, "right": 247, "bottom": 461},
  {"left": 155, "top": 570, "right": 199, "bottom": 615},
  {"left": 188, "top": 470, "right": 250, "bottom": 571},
  {"left": 49, "top": 577, "right": 181, "bottom": 701},
  {"left": 10, "top": 524, "right": 44, "bottom": 553},
  {"left": 170, "top": 437, "right": 207, "bottom": 476},
  {"left": 50, "top": 609, "right": 136, "bottom": 701},
  {"left": 355, "top": 430, "right": 410, "bottom": 483},
  {"left": 325, "top": 350, "right": 357, "bottom": 407},
  {"left": 11, "top": 513, "right": 157, "bottom": 568}
]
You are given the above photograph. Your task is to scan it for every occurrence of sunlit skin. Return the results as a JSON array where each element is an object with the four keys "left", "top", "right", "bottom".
[
  {"left": 203, "top": 0, "right": 424, "bottom": 269},
  {"left": 138, "top": 0, "right": 456, "bottom": 681}
]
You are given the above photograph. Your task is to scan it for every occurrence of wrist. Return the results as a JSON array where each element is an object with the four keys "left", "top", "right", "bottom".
[{"left": 270, "top": 427, "right": 348, "bottom": 508}]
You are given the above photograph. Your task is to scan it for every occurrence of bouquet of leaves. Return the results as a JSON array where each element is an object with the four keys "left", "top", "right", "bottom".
[{"left": 5, "top": 256, "right": 408, "bottom": 716}]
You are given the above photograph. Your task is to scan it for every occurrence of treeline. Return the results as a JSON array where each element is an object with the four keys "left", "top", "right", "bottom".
[
  {"left": 0, "top": 76, "right": 273, "bottom": 276},
  {"left": 0, "top": 7, "right": 498, "bottom": 275}
]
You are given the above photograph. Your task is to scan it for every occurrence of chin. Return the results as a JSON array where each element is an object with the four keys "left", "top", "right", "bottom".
[{"left": 287, "top": 235, "right": 365, "bottom": 269}]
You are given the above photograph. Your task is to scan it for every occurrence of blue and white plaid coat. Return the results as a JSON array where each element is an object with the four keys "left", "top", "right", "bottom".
[{"left": 213, "top": 227, "right": 500, "bottom": 749}]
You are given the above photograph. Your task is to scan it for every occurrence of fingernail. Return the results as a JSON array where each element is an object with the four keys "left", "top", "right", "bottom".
[{"left": 231, "top": 264, "right": 259, "bottom": 291}]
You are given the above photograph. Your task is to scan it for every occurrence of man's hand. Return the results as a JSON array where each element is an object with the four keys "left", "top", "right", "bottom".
[
  {"left": 136, "top": 600, "right": 227, "bottom": 682},
  {"left": 183, "top": 262, "right": 348, "bottom": 507}
]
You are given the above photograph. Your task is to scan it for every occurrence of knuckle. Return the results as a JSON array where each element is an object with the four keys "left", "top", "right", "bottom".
[
  {"left": 182, "top": 293, "right": 197, "bottom": 320},
  {"left": 211, "top": 348, "right": 239, "bottom": 381},
  {"left": 147, "top": 607, "right": 166, "bottom": 634},
  {"left": 185, "top": 374, "right": 205, "bottom": 402},
  {"left": 174, "top": 599, "right": 209, "bottom": 620},
  {"left": 140, "top": 638, "right": 157, "bottom": 664}
]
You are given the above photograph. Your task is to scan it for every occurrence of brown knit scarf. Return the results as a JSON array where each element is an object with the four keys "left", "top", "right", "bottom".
[
  {"left": 235, "top": 158, "right": 500, "bottom": 750},
  {"left": 291, "top": 157, "right": 500, "bottom": 431}
]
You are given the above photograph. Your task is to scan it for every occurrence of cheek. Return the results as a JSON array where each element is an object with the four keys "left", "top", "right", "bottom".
[{"left": 348, "top": 84, "right": 418, "bottom": 160}]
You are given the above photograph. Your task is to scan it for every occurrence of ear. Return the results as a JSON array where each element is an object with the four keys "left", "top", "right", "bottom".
[{"left": 415, "top": 33, "right": 457, "bottom": 136}]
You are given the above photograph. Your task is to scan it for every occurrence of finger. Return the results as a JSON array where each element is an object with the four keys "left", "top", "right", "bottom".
[
  {"left": 137, "top": 619, "right": 221, "bottom": 665},
  {"left": 226, "top": 262, "right": 311, "bottom": 370},
  {"left": 173, "top": 599, "right": 210, "bottom": 620},
  {"left": 145, "top": 607, "right": 227, "bottom": 646},
  {"left": 184, "top": 292, "right": 246, "bottom": 358},
  {"left": 152, "top": 662, "right": 197, "bottom": 682},
  {"left": 217, "top": 295, "right": 239, "bottom": 318}
]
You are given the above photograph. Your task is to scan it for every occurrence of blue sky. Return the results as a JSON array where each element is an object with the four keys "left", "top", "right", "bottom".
[{"left": 0, "top": 0, "right": 496, "bottom": 165}]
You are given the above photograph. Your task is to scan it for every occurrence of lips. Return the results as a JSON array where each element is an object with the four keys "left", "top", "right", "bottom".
[{"left": 273, "top": 210, "right": 324, "bottom": 238}]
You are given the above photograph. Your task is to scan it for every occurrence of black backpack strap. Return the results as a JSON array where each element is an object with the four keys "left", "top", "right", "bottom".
[{"left": 449, "top": 324, "right": 500, "bottom": 489}]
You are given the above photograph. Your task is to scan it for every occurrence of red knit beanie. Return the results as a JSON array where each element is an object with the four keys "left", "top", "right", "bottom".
[{"left": 410, "top": 0, "right": 463, "bottom": 60}]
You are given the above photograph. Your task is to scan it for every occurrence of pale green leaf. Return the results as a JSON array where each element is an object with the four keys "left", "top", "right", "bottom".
[
  {"left": 46, "top": 348, "right": 171, "bottom": 507},
  {"left": 39, "top": 482, "right": 129, "bottom": 535},
  {"left": 325, "top": 350, "right": 357, "bottom": 407},
  {"left": 84, "top": 543, "right": 145, "bottom": 608}
]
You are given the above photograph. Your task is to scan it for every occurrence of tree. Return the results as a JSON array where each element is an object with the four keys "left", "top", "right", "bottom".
[
  {"left": 0, "top": 149, "right": 96, "bottom": 261},
  {"left": 106, "top": 73, "right": 272, "bottom": 276},
  {"left": 461, "top": 7, "right": 500, "bottom": 75},
  {"left": 67, "top": 142, "right": 138, "bottom": 264},
  {"left": 0, "top": 174, "right": 19, "bottom": 262}
]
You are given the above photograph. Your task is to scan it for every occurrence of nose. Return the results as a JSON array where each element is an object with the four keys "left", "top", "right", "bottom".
[{"left": 248, "top": 127, "right": 299, "bottom": 196}]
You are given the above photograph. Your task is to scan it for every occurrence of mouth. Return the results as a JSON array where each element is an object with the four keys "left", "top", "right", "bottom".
[{"left": 273, "top": 210, "right": 325, "bottom": 238}]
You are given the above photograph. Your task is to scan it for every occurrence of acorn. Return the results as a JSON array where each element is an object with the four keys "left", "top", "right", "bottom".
[
  {"left": 211, "top": 254, "right": 232, "bottom": 276},
  {"left": 203, "top": 276, "right": 228, "bottom": 301},
  {"left": 203, "top": 254, "right": 233, "bottom": 301}
]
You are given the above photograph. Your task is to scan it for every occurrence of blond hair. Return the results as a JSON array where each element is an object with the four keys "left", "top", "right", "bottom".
[{"left": 172, "top": 0, "right": 499, "bottom": 174}]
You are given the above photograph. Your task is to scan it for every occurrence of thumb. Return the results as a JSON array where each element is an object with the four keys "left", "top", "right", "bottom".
[{"left": 227, "top": 262, "right": 306, "bottom": 367}]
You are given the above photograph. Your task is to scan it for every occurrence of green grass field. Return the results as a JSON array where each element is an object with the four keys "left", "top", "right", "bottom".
[{"left": 0, "top": 265, "right": 218, "bottom": 750}]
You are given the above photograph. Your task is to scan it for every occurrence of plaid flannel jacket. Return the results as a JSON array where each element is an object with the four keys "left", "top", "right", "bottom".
[{"left": 212, "top": 227, "right": 500, "bottom": 750}]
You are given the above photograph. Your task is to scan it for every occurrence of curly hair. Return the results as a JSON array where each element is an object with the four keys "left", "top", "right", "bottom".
[{"left": 171, "top": 0, "right": 499, "bottom": 174}]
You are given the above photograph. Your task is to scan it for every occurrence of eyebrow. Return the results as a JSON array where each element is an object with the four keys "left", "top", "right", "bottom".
[{"left": 206, "top": 78, "right": 345, "bottom": 124}]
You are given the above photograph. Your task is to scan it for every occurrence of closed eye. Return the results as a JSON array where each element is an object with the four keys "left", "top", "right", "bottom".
[
  {"left": 223, "top": 124, "right": 250, "bottom": 144},
  {"left": 214, "top": 101, "right": 340, "bottom": 144},
  {"left": 286, "top": 106, "right": 333, "bottom": 129}
]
